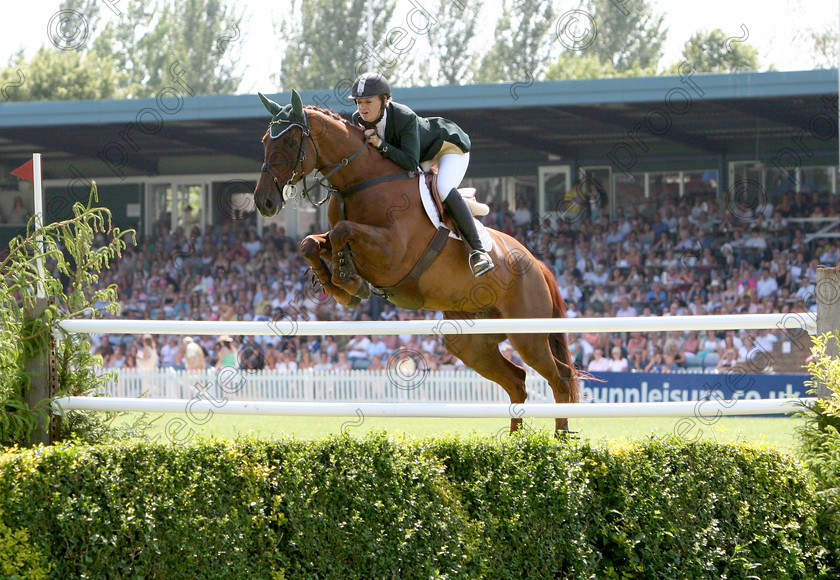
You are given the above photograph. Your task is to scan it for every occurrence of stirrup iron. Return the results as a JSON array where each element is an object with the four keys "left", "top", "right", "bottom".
[{"left": 469, "top": 250, "right": 494, "bottom": 277}]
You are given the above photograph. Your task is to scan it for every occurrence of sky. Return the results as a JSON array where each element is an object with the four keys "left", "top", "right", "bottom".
[{"left": 0, "top": 0, "right": 837, "bottom": 95}]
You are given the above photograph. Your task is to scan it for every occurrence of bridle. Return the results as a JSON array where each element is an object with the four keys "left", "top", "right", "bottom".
[
  {"left": 260, "top": 105, "right": 421, "bottom": 221},
  {"left": 260, "top": 111, "right": 367, "bottom": 210}
]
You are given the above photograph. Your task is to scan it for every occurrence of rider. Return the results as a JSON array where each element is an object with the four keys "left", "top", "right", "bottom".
[{"left": 348, "top": 71, "right": 494, "bottom": 277}]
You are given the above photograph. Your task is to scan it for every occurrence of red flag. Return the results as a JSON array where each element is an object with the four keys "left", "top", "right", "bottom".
[{"left": 10, "top": 159, "right": 34, "bottom": 182}]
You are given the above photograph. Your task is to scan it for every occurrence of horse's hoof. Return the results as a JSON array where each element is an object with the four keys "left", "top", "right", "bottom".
[{"left": 354, "top": 280, "right": 371, "bottom": 300}]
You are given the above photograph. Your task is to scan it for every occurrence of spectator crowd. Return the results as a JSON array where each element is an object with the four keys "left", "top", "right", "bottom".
[{"left": 84, "top": 187, "right": 835, "bottom": 375}]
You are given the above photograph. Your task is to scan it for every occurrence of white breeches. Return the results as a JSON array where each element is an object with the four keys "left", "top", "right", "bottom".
[{"left": 437, "top": 152, "right": 470, "bottom": 201}]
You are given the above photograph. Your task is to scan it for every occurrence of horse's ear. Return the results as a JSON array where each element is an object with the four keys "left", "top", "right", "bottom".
[
  {"left": 259, "top": 92, "right": 282, "bottom": 116},
  {"left": 291, "top": 89, "right": 304, "bottom": 119}
]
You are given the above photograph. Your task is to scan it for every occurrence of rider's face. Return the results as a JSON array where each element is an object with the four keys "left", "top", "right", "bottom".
[{"left": 355, "top": 97, "right": 383, "bottom": 123}]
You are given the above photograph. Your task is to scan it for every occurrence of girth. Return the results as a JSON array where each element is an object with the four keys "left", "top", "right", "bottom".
[{"left": 369, "top": 226, "right": 450, "bottom": 309}]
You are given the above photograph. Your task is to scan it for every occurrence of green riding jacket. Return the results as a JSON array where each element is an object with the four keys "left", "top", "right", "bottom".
[{"left": 351, "top": 101, "right": 471, "bottom": 171}]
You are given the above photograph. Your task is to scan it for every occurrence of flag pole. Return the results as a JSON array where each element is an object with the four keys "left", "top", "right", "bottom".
[{"left": 33, "top": 153, "right": 46, "bottom": 298}]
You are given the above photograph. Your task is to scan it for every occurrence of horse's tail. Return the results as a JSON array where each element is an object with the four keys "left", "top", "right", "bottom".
[{"left": 537, "top": 260, "right": 580, "bottom": 403}]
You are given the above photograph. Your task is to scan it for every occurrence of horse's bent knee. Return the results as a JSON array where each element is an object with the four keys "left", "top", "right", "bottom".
[
  {"left": 300, "top": 236, "right": 321, "bottom": 259},
  {"left": 330, "top": 221, "right": 354, "bottom": 245}
]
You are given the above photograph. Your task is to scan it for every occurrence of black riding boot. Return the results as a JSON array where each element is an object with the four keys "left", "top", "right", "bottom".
[{"left": 443, "top": 188, "right": 494, "bottom": 277}]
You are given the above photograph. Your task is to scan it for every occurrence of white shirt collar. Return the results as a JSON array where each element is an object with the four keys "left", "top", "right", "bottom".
[{"left": 375, "top": 107, "right": 387, "bottom": 140}]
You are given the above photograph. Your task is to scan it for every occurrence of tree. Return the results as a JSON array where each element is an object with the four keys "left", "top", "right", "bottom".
[
  {"left": 96, "top": 0, "right": 244, "bottom": 97},
  {"left": 809, "top": 27, "right": 838, "bottom": 70},
  {"left": 1, "top": 47, "right": 125, "bottom": 102},
  {"left": 669, "top": 29, "right": 760, "bottom": 73},
  {"left": 2, "top": 0, "right": 244, "bottom": 101},
  {"left": 544, "top": 53, "right": 653, "bottom": 80},
  {"left": 417, "top": 0, "right": 484, "bottom": 86},
  {"left": 0, "top": 185, "right": 135, "bottom": 446},
  {"left": 473, "top": 0, "right": 557, "bottom": 83},
  {"left": 582, "top": 0, "right": 666, "bottom": 73},
  {"left": 278, "top": 0, "right": 397, "bottom": 91},
  {"left": 541, "top": 0, "right": 663, "bottom": 81}
]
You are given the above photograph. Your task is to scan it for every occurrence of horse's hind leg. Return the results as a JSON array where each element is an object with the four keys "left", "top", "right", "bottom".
[
  {"left": 300, "top": 233, "right": 357, "bottom": 307},
  {"left": 509, "top": 334, "right": 575, "bottom": 433},
  {"left": 443, "top": 328, "right": 529, "bottom": 433}
]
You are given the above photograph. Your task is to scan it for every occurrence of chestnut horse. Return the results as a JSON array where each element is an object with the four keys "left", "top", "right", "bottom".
[{"left": 252, "top": 91, "right": 578, "bottom": 433}]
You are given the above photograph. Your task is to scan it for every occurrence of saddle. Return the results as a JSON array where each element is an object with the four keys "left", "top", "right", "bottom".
[{"left": 423, "top": 160, "right": 489, "bottom": 222}]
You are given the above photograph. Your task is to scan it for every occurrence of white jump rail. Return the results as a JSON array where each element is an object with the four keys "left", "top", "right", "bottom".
[
  {"left": 59, "top": 312, "right": 817, "bottom": 337},
  {"left": 52, "top": 397, "right": 815, "bottom": 418}
]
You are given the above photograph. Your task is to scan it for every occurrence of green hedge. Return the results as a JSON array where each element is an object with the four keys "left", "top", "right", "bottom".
[{"left": 0, "top": 433, "right": 832, "bottom": 578}]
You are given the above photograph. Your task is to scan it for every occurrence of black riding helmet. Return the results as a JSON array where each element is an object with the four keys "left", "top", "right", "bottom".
[{"left": 348, "top": 71, "right": 391, "bottom": 100}]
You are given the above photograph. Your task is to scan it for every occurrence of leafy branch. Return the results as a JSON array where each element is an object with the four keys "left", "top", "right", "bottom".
[{"left": 0, "top": 183, "right": 136, "bottom": 446}]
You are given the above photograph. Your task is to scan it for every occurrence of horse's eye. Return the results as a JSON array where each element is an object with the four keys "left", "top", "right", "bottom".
[{"left": 286, "top": 138, "right": 299, "bottom": 149}]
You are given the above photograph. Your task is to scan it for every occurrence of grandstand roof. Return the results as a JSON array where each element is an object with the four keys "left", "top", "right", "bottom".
[{"left": 0, "top": 69, "right": 836, "bottom": 181}]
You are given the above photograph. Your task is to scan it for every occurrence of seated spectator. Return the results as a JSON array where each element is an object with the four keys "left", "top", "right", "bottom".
[
  {"left": 644, "top": 282, "right": 667, "bottom": 313},
  {"left": 512, "top": 198, "right": 532, "bottom": 228},
  {"left": 380, "top": 303, "right": 399, "bottom": 320},
  {"left": 214, "top": 335, "right": 237, "bottom": 370},
  {"left": 610, "top": 284, "right": 631, "bottom": 307},
  {"left": 105, "top": 345, "right": 126, "bottom": 369},
  {"left": 136, "top": 334, "right": 159, "bottom": 370},
  {"left": 663, "top": 337, "right": 686, "bottom": 368},
  {"left": 615, "top": 298, "right": 637, "bottom": 318},
  {"left": 605, "top": 267, "right": 626, "bottom": 288},
  {"left": 276, "top": 351, "right": 298, "bottom": 373},
  {"left": 743, "top": 228, "right": 768, "bottom": 251},
  {"left": 567, "top": 332, "right": 585, "bottom": 368},
  {"left": 345, "top": 335, "right": 372, "bottom": 360},
  {"left": 366, "top": 335, "right": 389, "bottom": 360},
  {"left": 627, "top": 350, "right": 649, "bottom": 371},
  {"left": 239, "top": 338, "right": 265, "bottom": 370},
  {"left": 644, "top": 349, "right": 667, "bottom": 373},
  {"left": 423, "top": 352, "right": 439, "bottom": 372},
  {"left": 559, "top": 274, "right": 583, "bottom": 303},
  {"left": 297, "top": 349, "right": 315, "bottom": 370},
  {"left": 333, "top": 351, "right": 352, "bottom": 371},
  {"left": 368, "top": 355, "right": 385, "bottom": 371},
  {"left": 313, "top": 351, "right": 333, "bottom": 371},
  {"left": 716, "top": 348, "right": 739, "bottom": 371},
  {"left": 626, "top": 332, "right": 647, "bottom": 357},
  {"left": 583, "top": 261, "right": 609, "bottom": 287},
  {"left": 159, "top": 336, "right": 180, "bottom": 368},
  {"left": 587, "top": 348, "right": 612, "bottom": 372},
  {"left": 608, "top": 347, "right": 629, "bottom": 372},
  {"left": 662, "top": 352, "right": 679, "bottom": 372},
  {"left": 95, "top": 335, "right": 114, "bottom": 360},
  {"left": 681, "top": 331, "right": 700, "bottom": 357},
  {"left": 588, "top": 285, "right": 611, "bottom": 313},
  {"left": 663, "top": 300, "right": 686, "bottom": 317},
  {"left": 183, "top": 337, "right": 206, "bottom": 372},
  {"left": 755, "top": 268, "right": 779, "bottom": 300},
  {"left": 421, "top": 334, "right": 439, "bottom": 354}
]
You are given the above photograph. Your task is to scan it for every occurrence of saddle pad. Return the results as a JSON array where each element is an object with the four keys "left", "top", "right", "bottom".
[{"left": 418, "top": 174, "right": 493, "bottom": 252}]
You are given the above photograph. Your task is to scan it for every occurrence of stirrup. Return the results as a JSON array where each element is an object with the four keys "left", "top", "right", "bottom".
[{"left": 468, "top": 250, "right": 495, "bottom": 277}]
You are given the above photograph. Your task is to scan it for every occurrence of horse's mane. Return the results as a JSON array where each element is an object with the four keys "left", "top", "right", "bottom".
[{"left": 304, "top": 105, "right": 365, "bottom": 139}]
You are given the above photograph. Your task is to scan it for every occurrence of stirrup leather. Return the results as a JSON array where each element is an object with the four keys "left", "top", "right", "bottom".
[{"left": 468, "top": 250, "right": 494, "bottom": 277}]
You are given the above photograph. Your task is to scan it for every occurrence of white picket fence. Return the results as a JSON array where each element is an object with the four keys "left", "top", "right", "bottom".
[{"left": 102, "top": 367, "right": 557, "bottom": 404}]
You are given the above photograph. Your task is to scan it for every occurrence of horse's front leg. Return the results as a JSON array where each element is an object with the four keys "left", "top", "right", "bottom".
[
  {"left": 329, "top": 220, "right": 397, "bottom": 297},
  {"left": 300, "top": 233, "right": 357, "bottom": 307}
]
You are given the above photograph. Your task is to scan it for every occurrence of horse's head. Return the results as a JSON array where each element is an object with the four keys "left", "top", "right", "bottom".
[{"left": 254, "top": 90, "right": 319, "bottom": 217}]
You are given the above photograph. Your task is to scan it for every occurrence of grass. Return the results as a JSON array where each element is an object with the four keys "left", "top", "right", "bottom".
[{"left": 118, "top": 412, "right": 805, "bottom": 450}]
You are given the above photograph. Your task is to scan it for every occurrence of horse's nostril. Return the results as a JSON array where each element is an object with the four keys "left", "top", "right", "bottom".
[{"left": 265, "top": 198, "right": 274, "bottom": 209}]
